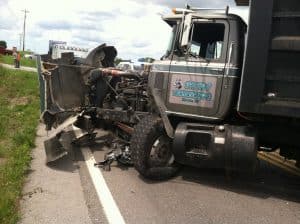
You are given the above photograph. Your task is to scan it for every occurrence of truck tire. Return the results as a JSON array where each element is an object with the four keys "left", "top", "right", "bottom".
[{"left": 130, "top": 115, "right": 180, "bottom": 180}]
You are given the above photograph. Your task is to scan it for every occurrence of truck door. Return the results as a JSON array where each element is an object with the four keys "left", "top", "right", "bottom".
[{"left": 166, "top": 19, "right": 232, "bottom": 120}]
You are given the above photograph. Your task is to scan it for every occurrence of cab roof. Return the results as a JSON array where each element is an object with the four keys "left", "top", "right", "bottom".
[{"left": 162, "top": 12, "right": 245, "bottom": 26}]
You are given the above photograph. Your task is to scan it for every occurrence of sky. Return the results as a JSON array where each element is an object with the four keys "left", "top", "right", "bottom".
[{"left": 0, "top": 0, "right": 248, "bottom": 60}]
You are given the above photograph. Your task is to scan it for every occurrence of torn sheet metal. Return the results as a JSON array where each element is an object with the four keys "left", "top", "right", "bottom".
[
  {"left": 44, "top": 115, "right": 96, "bottom": 163},
  {"left": 38, "top": 43, "right": 147, "bottom": 164},
  {"left": 37, "top": 43, "right": 117, "bottom": 130}
]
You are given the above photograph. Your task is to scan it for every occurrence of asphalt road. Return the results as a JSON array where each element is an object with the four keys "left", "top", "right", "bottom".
[{"left": 21, "top": 125, "right": 300, "bottom": 224}]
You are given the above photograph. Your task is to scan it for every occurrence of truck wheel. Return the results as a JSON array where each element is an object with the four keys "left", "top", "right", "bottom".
[{"left": 130, "top": 115, "right": 180, "bottom": 180}]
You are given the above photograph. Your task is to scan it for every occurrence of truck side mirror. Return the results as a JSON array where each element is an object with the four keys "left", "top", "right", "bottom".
[{"left": 180, "top": 14, "right": 193, "bottom": 47}]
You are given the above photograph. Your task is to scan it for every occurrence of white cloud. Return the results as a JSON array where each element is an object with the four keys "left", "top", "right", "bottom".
[{"left": 0, "top": 0, "right": 248, "bottom": 59}]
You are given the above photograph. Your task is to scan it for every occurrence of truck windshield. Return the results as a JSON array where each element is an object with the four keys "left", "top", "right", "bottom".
[
  {"left": 189, "top": 23, "right": 225, "bottom": 60},
  {"left": 165, "top": 24, "right": 178, "bottom": 57}
]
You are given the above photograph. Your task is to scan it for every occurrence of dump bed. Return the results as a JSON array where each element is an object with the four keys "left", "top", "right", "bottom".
[{"left": 237, "top": 0, "right": 300, "bottom": 118}]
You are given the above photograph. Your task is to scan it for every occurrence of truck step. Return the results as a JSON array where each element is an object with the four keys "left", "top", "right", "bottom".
[{"left": 186, "top": 148, "right": 209, "bottom": 158}]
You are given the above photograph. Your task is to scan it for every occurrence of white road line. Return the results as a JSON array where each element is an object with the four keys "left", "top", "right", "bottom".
[{"left": 81, "top": 147, "right": 126, "bottom": 224}]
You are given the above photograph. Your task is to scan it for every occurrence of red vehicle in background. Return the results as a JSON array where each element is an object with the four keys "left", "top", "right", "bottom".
[{"left": 0, "top": 46, "right": 13, "bottom": 55}]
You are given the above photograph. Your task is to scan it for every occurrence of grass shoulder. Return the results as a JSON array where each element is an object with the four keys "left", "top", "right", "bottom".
[{"left": 0, "top": 66, "right": 40, "bottom": 224}]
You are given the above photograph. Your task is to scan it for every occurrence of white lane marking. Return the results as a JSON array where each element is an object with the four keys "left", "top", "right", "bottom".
[{"left": 81, "top": 147, "right": 126, "bottom": 224}]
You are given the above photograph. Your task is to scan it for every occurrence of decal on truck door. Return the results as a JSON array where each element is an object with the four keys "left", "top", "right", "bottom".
[{"left": 169, "top": 74, "right": 217, "bottom": 108}]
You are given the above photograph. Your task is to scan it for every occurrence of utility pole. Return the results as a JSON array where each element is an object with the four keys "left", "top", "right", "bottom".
[
  {"left": 19, "top": 33, "right": 22, "bottom": 50},
  {"left": 22, "top": 9, "right": 29, "bottom": 52}
]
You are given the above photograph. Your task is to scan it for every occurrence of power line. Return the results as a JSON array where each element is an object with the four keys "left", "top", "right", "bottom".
[{"left": 21, "top": 9, "right": 29, "bottom": 51}]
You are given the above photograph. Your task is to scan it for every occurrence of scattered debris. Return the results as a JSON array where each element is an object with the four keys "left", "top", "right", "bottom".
[{"left": 22, "top": 187, "right": 44, "bottom": 198}]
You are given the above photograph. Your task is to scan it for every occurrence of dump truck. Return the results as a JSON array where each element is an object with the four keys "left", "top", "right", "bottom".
[
  {"left": 127, "top": 0, "right": 300, "bottom": 179},
  {"left": 38, "top": 0, "right": 300, "bottom": 179}
]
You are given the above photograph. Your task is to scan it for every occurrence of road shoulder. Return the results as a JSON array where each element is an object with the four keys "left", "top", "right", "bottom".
[
  {"left": 20, "top": 124, "right": 93, "bottom": 224},
  {"left": 0, "top": 63, "right": 37, "bottom": 72}
]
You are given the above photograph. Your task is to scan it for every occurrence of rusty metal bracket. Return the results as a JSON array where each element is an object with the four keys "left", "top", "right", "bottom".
[{"left": 257, "top": 150, "right": 300, "bottom": 177}]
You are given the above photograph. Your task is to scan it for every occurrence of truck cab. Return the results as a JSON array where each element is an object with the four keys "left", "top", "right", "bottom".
[
  {"left": 143, "top": 2, "right": 300, "bottom": 177},
  {"left": 149, "top": 8, "right": 246, "bottom": 121}
]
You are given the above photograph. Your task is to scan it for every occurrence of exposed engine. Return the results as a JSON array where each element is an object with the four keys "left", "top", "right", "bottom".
[{"left": 88, "top": 67, "right": 148, "bottom": 112}]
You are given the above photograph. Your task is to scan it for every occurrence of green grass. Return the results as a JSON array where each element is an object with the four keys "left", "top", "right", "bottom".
[
  {"left": 19, "top": 51, "right": 33, "bottom": 57},
  {"left": 0, "top": 55, "right": 37, "bottom": 68},
  {"left": 0, "top": 66, "right": 40, "bottom": 224}
]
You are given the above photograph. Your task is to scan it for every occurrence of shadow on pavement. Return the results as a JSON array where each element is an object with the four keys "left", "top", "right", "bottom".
[
  {"left": 46, "top": 135, "right": 300, "bottom": 204},
  {"left": 47, "top": 155, "right": 79, "bottom": 172},
  {"left": 139, "top": 159, "right": 300, "bottom": 203},
  {"left": 178, "top": 161, "right": 300, "bottom": 203},
  {"left": 46, "top": 141, "right": 108, "bottom": 172}
]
